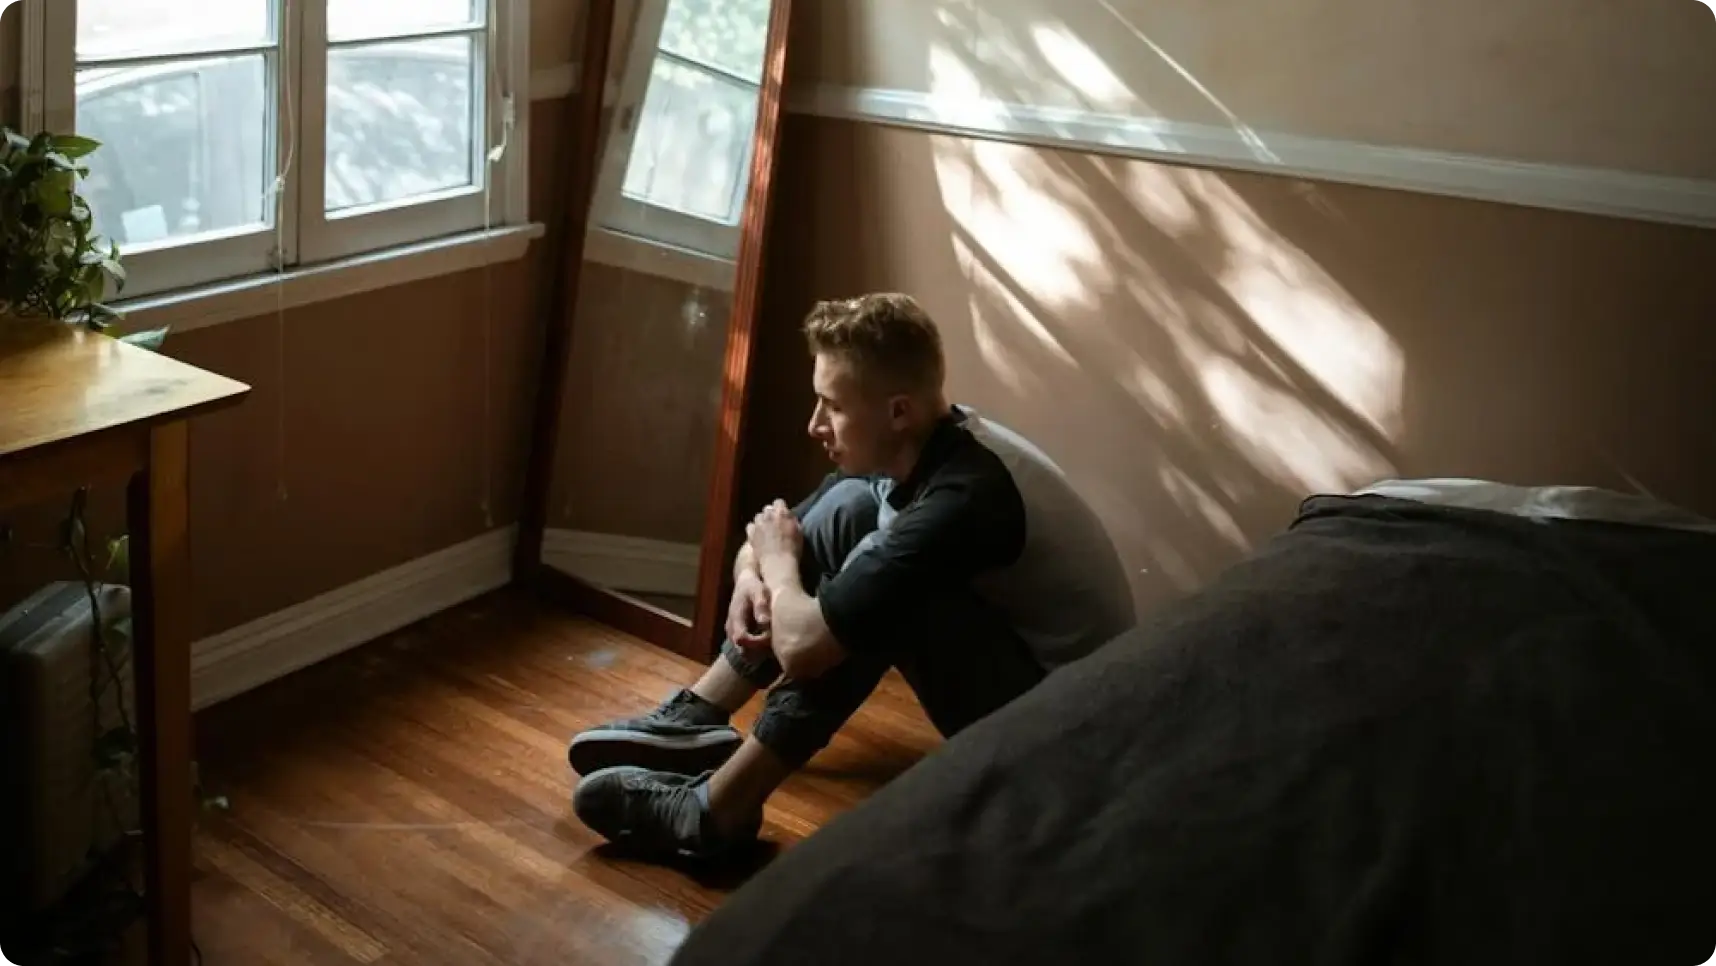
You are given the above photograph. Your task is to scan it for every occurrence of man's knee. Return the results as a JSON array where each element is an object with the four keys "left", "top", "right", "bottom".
[{"left": 798, "top": 478, "right": 880, "bottom": 573}]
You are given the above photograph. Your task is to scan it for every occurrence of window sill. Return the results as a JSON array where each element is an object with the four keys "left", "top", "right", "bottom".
[
  {"left": 583, "top": 227, "right": 736, "bottom": 293},
  {"left": 113, "top": 223, "right": 547, "bottom": 336}
]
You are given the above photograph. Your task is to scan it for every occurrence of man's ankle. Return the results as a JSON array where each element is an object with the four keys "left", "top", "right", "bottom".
[
  {"left": 706, "top": 738, "right": 793, "bottom": 825},
  {"left": 696, "top": 780, "right": 762, "bottom": 839},
  {"left": 690, "top": 661, "right": 760, "bottom": 713},
  {"left": 653, "top": 688, "right": 730, "bottom": 729}
]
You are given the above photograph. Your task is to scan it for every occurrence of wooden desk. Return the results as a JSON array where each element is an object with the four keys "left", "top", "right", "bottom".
[{"left": 1, "top": 322, "right": 250, "bottom": 966}]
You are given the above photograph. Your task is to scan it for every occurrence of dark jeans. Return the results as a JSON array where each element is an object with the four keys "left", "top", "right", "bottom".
[{"left": 722, "top": 479, "right": 1046, "bottom": 768}]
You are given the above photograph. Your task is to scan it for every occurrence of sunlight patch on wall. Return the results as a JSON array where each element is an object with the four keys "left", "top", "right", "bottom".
[
  {"left": 1190, "top": 171, "right": 1404, "bottom": 440},
  {"left": 1221, "top": 259, "right": 1404, "bottom": 441},
  {"left": 1123, "top": 164, "right": 1202, "bottom": 237},
  {"left": 1028, "top": 24, "right": 1139, "bottom": 112},
  {"left": 1111, "top": 160, "right": 1405, "bottom": 493},
  {"left": 1127, "top": 364, "right": 1185, "bottom": 429},
  {"left": 932, "top": 137, "right": 1110, "bottom": 313},
  {"left": 1159, "top": 465, "right": 1250, "bottom": 551},
  {"left": 926, "top": 6, "right": 1146, "bottom": 114},
  {"left": 927, "top": 39, "right": 990, "bottom": 103},
  {"left": 953, "top": 233, "right": 1078, "bottom": 396},
  {"left": 1199, "top": 356, "right": 1393, "bottom": 494}
]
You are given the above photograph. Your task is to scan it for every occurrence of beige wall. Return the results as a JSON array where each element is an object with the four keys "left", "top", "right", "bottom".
[
  {"left": 741, "top": 115, "right": 1716, "bottom": 615},
  {"left": 533, "top": 0, "right": 582, "bottom": 71},
  {"left": 793, "top": 0, "right": 1716, "bottom": 179}
]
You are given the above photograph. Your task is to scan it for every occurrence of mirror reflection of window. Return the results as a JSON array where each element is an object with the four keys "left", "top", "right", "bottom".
[
  {"left": 621, "top": 0, "right": 771, "bottom": 226},
  {"left": 594, "top": 0, "right": 773, "bottom": 265}
]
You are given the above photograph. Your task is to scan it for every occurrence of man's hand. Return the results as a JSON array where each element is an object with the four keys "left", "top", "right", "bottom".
[
  {"left": 726, "top": 570, "right": 773, "bottom": 650},
  {"left": 746, "top": 500, "right": 804, "bottom": 578}
]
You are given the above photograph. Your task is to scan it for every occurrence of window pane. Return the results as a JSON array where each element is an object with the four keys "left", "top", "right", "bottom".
[
  {"left": 325, "top": 38, "right": 477, "bottom": 213},
  {"left": 659, "top": 0, "right": 772, "bottom": 83},
  {"left": 77, "top": 0, "right": 274, "bottom": 61},
  {"left": 75, "top": 56, "right": 271, "bottom": 249},
  {"left": 328, "top": 0, "right": 481, "bottom": 42},
  {"left": 622, "top": 61, "right": 757, "bottom": 225}
]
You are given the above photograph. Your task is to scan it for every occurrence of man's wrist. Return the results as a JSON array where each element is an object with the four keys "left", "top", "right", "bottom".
[{"left": 758, "top": 552, "right": 801, "bottom": 592}]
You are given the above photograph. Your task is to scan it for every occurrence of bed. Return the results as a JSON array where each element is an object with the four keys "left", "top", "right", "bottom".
[{"left": 669, "top": 481, "right": 1716, "bottom": 965}]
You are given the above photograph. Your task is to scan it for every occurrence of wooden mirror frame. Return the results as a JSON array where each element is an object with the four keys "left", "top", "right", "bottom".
[{"left": 515, "top": 0, "right": 795, "bottom": 661}]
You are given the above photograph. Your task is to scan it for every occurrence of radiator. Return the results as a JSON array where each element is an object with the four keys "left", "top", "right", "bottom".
[{"left": 0, "top": 581, "right": 139, "bottom": 915}]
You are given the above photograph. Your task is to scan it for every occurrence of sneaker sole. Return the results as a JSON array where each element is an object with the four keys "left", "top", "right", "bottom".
[{"left": 567, "top": 727, "right": 743, "bottom": 777}]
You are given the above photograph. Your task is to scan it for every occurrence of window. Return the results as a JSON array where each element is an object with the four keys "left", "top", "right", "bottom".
[
  {"left": 591, "top": 0, "right": 772, "bottom": 264},
  {"left": 24, "top": 0, "right": 528, "bottom": 301}
]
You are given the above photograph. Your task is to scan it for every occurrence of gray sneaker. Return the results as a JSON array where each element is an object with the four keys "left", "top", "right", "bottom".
[
  {"left": 573, "top": 766, "right": 761, "bottom": 862},
  {"left": 567, "top": 689, "right": 743, "bottom": 776}
]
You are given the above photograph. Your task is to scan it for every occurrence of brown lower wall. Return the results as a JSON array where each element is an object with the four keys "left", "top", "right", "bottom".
[
  {"left": 0, "top": 100, "right": 568, "bottom": 640},
  {"left": 741, "top": 115, "right": 1716, "bottom": 613}
]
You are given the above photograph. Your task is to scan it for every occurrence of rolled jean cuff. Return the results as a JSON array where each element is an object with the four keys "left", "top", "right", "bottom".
[
  {"left": 721, "top": 638, "right": 781, "bottom": 690},
  {"left": 748, "top": 693, "right": 836, "bottom": 770}
]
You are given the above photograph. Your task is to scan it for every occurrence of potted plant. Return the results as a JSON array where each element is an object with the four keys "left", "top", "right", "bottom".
[
  {"left": 0, "top": 125, "right": 185, "bottom": 960},
  {"left": 0, "top": 124, "right": 162, "bottom": 349}
]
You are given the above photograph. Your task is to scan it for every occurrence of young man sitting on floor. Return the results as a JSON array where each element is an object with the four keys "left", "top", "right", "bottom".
[{"left": 568, "top": 292, "right": 1137, "bottom": 862}]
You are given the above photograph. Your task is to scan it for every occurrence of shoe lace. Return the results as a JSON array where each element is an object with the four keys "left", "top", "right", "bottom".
[
  {"left": 650, "top": 690, "right": 696, "bottom": 723},
  {"left": 617, "top": 772, "right": 704, "bottom": 845}
]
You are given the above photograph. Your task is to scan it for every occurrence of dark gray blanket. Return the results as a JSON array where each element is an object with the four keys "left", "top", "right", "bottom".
[{"left": 671, "top": 495, "right": 1716, "bottom": 966}]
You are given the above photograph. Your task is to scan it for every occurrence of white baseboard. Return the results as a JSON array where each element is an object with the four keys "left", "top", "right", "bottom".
[
  {"left": 788, "top": 84, "right": 1716, "bottom": 231},
  {"left": 541, "top": 528, "right": 700, "bottom": 599},
  {"left": 189, "top": 528, "right": 516, "bottom": 711}
]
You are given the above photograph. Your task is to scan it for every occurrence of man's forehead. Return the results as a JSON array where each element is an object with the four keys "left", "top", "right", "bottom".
[{"left": 812, "top": 354, "right": 858, "bottom": 393}]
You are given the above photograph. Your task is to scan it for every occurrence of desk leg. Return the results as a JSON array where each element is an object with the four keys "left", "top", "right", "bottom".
[{"left": 129, "top": 422, "right": 193, "bottom": 966}]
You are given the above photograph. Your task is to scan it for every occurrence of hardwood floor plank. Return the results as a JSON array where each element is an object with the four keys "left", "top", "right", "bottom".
[{"left": 185, "top": 588, "right": 937, "bottom": 965}]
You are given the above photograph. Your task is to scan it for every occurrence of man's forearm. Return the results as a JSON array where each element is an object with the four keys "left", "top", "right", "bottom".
[
  {"left": 735, "top": 541, "right": 761, "bottom": 582},
  {"left": 757, "top": 552, "right": 844, "bottom": 679}
]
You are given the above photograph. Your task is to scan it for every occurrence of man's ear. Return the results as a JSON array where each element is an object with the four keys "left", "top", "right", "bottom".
[{"left": 888, "top": 394, "right": 912, "bottom": 427}]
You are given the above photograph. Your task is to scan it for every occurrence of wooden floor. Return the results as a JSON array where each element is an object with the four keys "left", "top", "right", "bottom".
[{"left": 185, "top": 588, "right": 938, "bottom": 965}]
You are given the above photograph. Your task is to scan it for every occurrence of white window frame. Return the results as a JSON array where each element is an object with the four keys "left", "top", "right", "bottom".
[
  {"left": 19, "top": 0, "right": 531, "bottom": 303},
  {"left": 586, "top": 0, "right": 764, "bottom": 283}
]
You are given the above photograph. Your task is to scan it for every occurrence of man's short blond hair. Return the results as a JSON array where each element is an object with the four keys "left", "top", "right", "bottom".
[{"left": 801, "top": 293, "right": 945, "bottom": 395}]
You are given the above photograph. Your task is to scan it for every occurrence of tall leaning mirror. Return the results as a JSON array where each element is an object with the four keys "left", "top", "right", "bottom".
[{"left": 518, "top": 0, "right": 791, "bottom": 658}]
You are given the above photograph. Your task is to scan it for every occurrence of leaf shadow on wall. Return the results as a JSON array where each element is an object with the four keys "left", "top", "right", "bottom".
[{"left": 897, "top": 7, "right": 1409, "bottom": 608}]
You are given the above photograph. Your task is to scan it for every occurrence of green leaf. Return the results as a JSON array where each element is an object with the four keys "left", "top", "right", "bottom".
[
  {"left": 51, "top": 134, "right": 100, "bottom": 159},
  {"left": 105, "top": 534, "right": 130, "bottom": 579},
  {"left": 120, "top": 327, "right": 169, "bottom": 352},
  {"left": 82, "top": 302, "right": 121, "bottom": 331},
  {"left": 0, "top": 126, "right": 118, "bottom": 321},
  {"left": 32, "top": 170, "right": 74, "bottom": 216},
  {"left": 81, "top": 265, "right": 106, "bottom": 303}
]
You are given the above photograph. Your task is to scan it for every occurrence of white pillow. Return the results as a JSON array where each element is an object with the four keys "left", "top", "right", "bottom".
[{"left": 1352, "top": 478, "right": 1716, "bottom": 534}]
